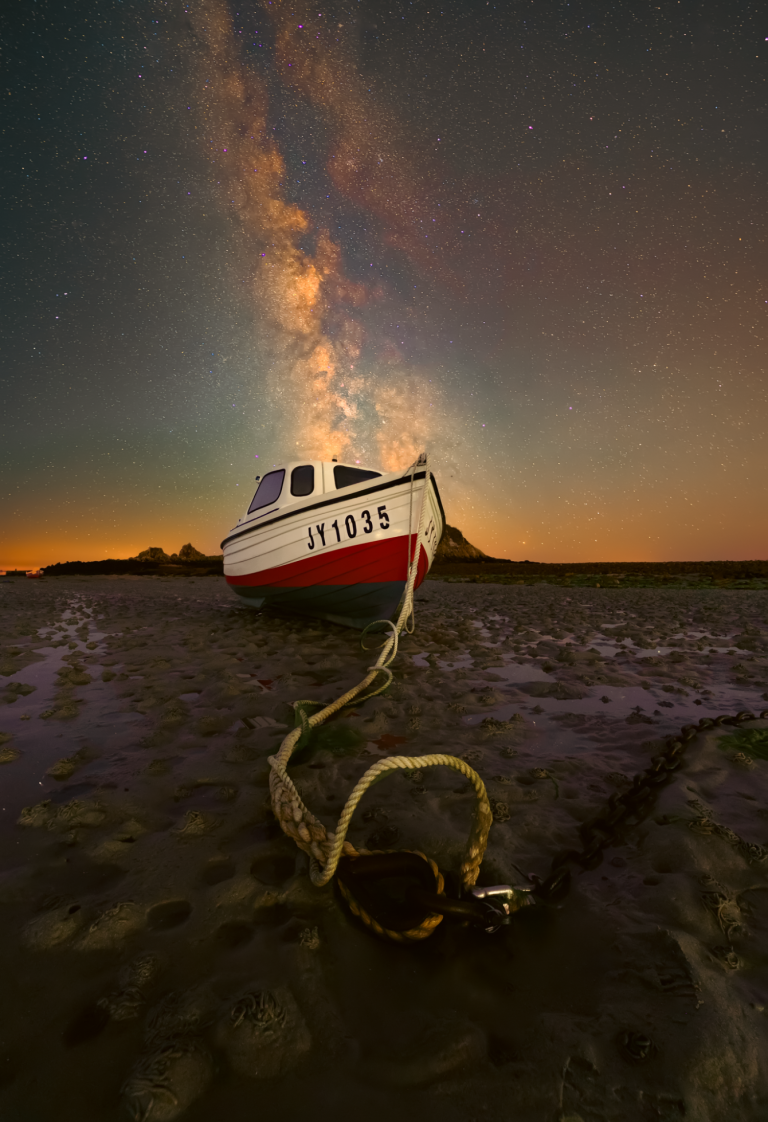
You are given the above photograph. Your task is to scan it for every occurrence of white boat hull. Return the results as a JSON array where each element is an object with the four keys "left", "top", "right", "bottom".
[{"left": 221, "top": 468, "right": 444, "bottom": 629}]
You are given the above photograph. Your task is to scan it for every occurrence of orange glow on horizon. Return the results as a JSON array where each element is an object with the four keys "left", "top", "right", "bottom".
[
  {"left": 5, "top": 487, "right": 767, "bottom": 571},
  {"left": 0, "top": 523, "right": 227, "bottom": 573}
]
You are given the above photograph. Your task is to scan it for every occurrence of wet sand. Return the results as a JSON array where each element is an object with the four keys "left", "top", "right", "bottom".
[{"left": 1, "top": 574, "right": 768, "bottom": 1121}]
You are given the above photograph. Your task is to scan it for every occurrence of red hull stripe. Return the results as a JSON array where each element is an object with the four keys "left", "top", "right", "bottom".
[{"left": 227, "top": 534, "right": 427, "bottom": 589}]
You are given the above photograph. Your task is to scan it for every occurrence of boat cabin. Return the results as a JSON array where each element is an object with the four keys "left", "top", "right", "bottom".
[{"left": 239, "top": 460, "right": 383, "bottom": 526}]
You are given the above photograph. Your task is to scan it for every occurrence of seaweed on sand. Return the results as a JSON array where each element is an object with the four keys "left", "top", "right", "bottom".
[{"left": 717, "top": 728, "right": 768, "bottom": 761}]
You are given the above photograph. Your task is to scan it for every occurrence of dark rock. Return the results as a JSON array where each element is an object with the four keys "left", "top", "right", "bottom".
[
  {"left": 134, "top": 546, "right": 171, "bottom": 563},
  {"left": 178, "top": 543, "right": 207, "bottom": 561},
  {"left": 434, "top": 524, "right": 489, "bottom": 562}
]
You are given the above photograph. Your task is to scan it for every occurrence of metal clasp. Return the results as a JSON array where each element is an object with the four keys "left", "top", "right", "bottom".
[{"left": 468, "top": 884, "right": 537, "bottom": 933}]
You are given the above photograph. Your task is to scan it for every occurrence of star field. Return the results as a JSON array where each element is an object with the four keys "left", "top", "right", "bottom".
[{"left": 1, "top": 0, "right": 766, "bottom": 567}]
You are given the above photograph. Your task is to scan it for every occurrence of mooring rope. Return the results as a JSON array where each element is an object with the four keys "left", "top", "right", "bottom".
[{"left": 267, "top": 454, "right": 493, "bottom": 934}]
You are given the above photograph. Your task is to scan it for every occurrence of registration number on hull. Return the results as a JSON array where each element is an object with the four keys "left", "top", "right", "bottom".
[
  {"left": 307, "top": 505, "right": 389, "bottom": 550},
  {"left": 307, "top": 506, "right": 439, "bottom": 555}
]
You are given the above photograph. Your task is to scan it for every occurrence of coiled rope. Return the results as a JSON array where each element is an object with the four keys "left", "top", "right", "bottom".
[{"left": 268, "top": 454, "right": 493, "bottom": 940}]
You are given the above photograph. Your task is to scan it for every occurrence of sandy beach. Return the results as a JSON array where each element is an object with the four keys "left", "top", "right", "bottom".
[{"left": 2, "top": 573, "right": 768, "bottom": 1121}]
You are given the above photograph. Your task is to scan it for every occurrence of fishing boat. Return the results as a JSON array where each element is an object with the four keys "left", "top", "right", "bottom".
[{"left": 221, "top": 455, "right": 444, "bottom": 629}]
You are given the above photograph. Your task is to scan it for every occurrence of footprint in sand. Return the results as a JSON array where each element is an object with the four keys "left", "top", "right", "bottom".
[
  {"left": 249, "top": 851, "right": 296, "bottom": 886},
  {"left": 213, "top": 987, "right": 311, "bottom": 1079},
  {"left": 67, "top": 955, "right": 160, "bottom": 1039},
  {"left": 121, "top": 983, "right": 223, "bottom": 1118},
  {"left": 76, "top": 901, "right": 145, "bottom": 950},
  {"left": 144, "top": 985, "right": 219, "bottom": 1046},
  {"left": 21, "top": 900, "right": 88, "bottom": 950},
  {"left": 174, "top": 809, "right": 220, "bottom": 839},
  {"left": 122, "top": 1038, "right": 214, "bottom": 1122},
  {"left": 98, "top": 986, "right": 146, "bottom": 1022},
  {"left": 121, "top": 953, "right": 166, "bottom": 991},
  {"left": 147, "top": 900, "right": 192, "bottom": 931},
  {"left": 215, "top": 921, "right": 255, "bottom": 949},
  {"left": 199, "top": 857, "right": 236, "bottom": 886}
]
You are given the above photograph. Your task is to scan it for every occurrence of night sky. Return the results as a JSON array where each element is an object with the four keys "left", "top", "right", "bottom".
[{"left": 2, "top": 0, "right": 767, "bottom": 569}]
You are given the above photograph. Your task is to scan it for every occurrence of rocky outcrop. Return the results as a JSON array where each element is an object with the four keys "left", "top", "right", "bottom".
[
  {"left": 178, "top": 543, "right": 207, "bottom": 562},
  {"left": 434, "top": 525, "right": 488, "bottom": 562},
  {"left": 132, "top": 544, "right": 212, "bottom": 563},
  {"left": 134, "top": 547, "right": 170, "bottom": 563}
]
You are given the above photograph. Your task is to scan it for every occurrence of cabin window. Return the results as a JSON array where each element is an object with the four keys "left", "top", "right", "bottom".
[
  {"left": 290, "top": 464, "right": 315, "bottom": 497},
  {"left": 247, "top": 469, "right": 285, "bottom": 514},
  {"left": 333, "top": 465, "right": 381, "bottom": 489}
]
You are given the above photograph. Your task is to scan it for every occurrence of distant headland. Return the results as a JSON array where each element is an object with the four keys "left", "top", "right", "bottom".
[
  {"left": 2, "top": 528, "right": 766, "bottom": 589},
  {"left": 3, "top": 544, "right": 225, "bottom": 578}
]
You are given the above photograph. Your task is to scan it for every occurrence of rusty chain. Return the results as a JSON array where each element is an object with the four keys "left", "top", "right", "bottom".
[
  {"left": 533, "top": 708, "right": 768, "bottom": 903},
  {"left": 329, "top": 709, "right": 768, "bottom": 938}
]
